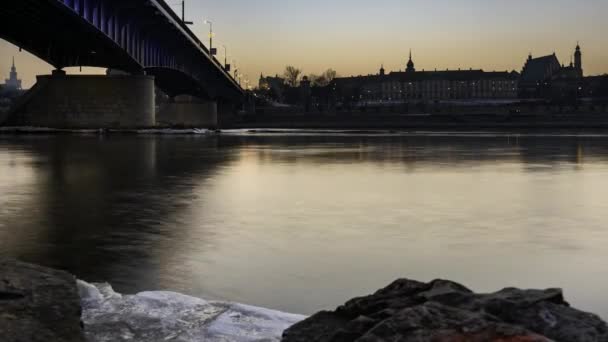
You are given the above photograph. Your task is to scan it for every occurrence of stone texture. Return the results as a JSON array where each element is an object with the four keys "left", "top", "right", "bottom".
[
  {"left": 0, "top": 259, "right": 85, "bottom": 342},
  {"left": 283, "top": 279, "right": 608, "bottom": 342},
  {"left": 157, "top": 95, "right": 218, "bottom": 128},
  {"left": 6, "top": 74, "right": 155, "bottom": 128}
]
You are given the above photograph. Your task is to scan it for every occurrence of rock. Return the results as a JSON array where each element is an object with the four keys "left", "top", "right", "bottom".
[
  {"left": 0, "top": 259, "right": 85, "bottom": 342},
  {"left": 283, "top": 279, "right": 608, "bottom": 342}
]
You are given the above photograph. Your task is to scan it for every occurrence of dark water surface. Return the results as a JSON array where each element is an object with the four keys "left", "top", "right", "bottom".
[{"left": 1, "top": 132, "right": 608, "bottom": 318}]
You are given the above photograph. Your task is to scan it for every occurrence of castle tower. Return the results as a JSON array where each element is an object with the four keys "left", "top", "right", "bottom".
[
  {"left": 574, "top": 43, "right": 582, "bottom": 76},
  {"left": 406, "top": 50, "right": 415, "bottom": 73}
]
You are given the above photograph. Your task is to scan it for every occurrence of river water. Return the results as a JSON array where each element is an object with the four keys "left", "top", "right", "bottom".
[{"left": 1, "top": 131, "right": 607, "bottom": 319}]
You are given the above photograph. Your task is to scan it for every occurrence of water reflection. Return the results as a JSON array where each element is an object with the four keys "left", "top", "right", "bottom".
[{"left": 1, "top": 133, "right": 608, "bottom": 319}]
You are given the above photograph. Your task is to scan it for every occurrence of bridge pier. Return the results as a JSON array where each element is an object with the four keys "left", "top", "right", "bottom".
[
  {"left": 7, "top": 72, "right": 155, "bottom": 128},
  {"left": 157, "top": 96, "right": 218, "bottom": 129}
]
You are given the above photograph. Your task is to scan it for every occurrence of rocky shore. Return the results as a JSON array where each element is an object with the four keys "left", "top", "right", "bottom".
[
  {"left": 0, "top": 260, "right": 84, "bottom": 342},
  {"left": 283, "top": 279, "right": 608, "bottom": 342},
  {"left": 2, "top": 259, "right": 607, "bottom": 342}
]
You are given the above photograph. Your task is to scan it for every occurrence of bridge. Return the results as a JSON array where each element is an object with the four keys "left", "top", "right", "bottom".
[{"left": 0, "top": 0, "right": 245, "bottom": 128}]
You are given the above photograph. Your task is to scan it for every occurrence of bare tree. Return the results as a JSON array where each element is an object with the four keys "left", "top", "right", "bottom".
[
  {"left": 323, "top": 69, "right": 338, "bottom": 84},
  {"left": 308, "top": 69, "right": 338, "bottom": 87},
  {"left": 308, "top": 74, "right": 327, "bottom": 87},
  {"left": 284, "top": 66, "right": 302, "bottom": 87}
]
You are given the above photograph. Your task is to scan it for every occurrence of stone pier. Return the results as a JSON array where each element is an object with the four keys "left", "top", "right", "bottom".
[
  {"left": 156, "top": 95, "right": 218, "bottom": 128},
  {"left": 6, "top": 72, "right": 155, "bottom": 128}
]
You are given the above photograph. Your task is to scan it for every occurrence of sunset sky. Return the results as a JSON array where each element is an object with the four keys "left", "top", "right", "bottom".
[{"left": 1, "top": 0, "right": 608, "bottom": 88}]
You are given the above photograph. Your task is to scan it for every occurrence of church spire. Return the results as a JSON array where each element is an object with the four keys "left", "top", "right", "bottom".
[{"left": 406, "top": 49, "right": 415, "bottom": 73}]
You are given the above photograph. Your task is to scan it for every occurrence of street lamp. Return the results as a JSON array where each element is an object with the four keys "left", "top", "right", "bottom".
[
  {"left": 204, "top": 20, "right": 216, "bottom": 56},
  {"left": 222, "top": 45, "right": 230, "bottom": 72},
  {"left": 180, "top": 1, "right": 193, "bottom": 25}
]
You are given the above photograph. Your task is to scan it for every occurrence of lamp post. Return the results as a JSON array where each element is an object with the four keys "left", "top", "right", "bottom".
[
  {"left": 222, "top": 45, "right": 227, "bottom": 66},
  {"left": 180, "top": 1, "right": 193, "bottom": 25},
  {"left": 204, "top": 20, "right": 215, "bottom": 56}
]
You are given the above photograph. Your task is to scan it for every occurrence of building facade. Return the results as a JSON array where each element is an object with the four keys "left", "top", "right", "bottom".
[
  {"left": 519, "top": 44, "right": 584, "bottom": 99},
  {"left": 332, "top": 52, "right": 519, "bottom": 105},
  {"left": 258, "top": 73, "right": 286, "bottom": 101}
]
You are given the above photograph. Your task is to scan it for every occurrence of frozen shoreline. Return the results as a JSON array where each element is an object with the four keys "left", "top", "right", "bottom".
[
  {"left": 78, "top": 280, "right": 306, "bottom": 342},
  {"left": 6, "top": 125, "right": 608, "bottom": 138},
  {"left": 2, "top": 260, "right": 608, "bottom": 342}
]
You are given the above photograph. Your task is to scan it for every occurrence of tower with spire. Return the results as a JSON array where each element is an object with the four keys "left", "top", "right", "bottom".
[
  {"left": 4, "top": 57, "right": 22, "bottom": 91},
  {"left": 379, "top": 64, "right": 385, "bottom": 76},
  {"left": 406, "top": 50, "right": 415, "bottom": 73},
  {"left": 574, "top": 42, "right": 583, "bottom": 77}
]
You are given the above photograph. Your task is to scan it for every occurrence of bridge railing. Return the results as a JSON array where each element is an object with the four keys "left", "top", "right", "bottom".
[{"left": 56, "top": 0, "right": 242, "bottom": 93}]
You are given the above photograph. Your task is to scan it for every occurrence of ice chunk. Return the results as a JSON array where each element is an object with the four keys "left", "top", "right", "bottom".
[
  {"left": 78, "top": 280, "right": 104, "bottom": 305},
  {"left": 78, "top": 281, "right": 306, "bottom": 342},
  {"left": 206, "top": 303, "right": 307, "bottom": 342}
]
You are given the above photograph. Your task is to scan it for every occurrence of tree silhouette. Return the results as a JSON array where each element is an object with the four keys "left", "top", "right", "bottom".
[
  {"left": 308, "top": 74, "right": 327, "bottom": 87},
  {"left": 323, "top": 69, "right": 338, "bottom": 84},
  {"left": 284, "top": 66, "right": 302, "bottom": 87},
  {"left": 307, "top": 69, "right": 338, "bottom": 87}
]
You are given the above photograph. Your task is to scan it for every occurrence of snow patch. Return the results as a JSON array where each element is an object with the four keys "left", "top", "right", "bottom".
[
  {"left": 78, "top": 281, "right": 306, "bottom": 342},
  {"left": 135, "top": 128, "right": 213, "bottom": 135}
]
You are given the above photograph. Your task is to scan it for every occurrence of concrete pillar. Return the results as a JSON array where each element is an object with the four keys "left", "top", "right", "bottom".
[
  {"left": 216, "top": 99, "right": 241, "bottom": 128},
  {"left": 7, "top": 73, "right": 155, "bottom": 128},
  {"left": 157, "top": 95, "right": 218, "bottom": 128}
]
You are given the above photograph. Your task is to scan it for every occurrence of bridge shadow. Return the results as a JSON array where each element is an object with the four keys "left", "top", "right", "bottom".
[{"left": 0, "top": 135, "right": 238, "bottom": 292}]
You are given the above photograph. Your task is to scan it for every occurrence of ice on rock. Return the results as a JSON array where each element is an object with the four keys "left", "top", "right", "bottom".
[{"left": 78, "top": 281, "right": 307, "bottom": 342}]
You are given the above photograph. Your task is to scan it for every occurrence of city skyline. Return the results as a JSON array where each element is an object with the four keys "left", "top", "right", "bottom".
[{"left": 2, "top": 0, "right": 608, "bottom": 88}]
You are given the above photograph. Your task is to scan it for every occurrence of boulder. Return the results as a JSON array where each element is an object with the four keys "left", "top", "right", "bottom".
[
  {"left": 283, "top": 279, "right": 608, "bottom": 342},
  {"left": 0, "top": 259, "right": 85, "bottom": 342}
]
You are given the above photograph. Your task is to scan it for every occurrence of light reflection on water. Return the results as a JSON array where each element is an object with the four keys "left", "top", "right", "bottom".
[{"left": 0, "top": 132, "right": 607, "bottom": 318}]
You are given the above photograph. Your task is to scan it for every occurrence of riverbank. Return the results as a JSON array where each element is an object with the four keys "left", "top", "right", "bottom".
[
  {"left": 227, "top": 112, "right": 608, "bottom": 130},
  {"left": 2, "top": 260, "right": 607, "bottom": 341},
  {"left": 3, "top": 113, "right": 608, "bottom": 133},
  {"left": 0, "top": 260, "right": 304, "bottom": 342}
]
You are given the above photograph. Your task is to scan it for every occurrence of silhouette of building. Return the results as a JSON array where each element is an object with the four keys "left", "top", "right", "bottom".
[
  {"left": 332, "top": 51, "right": 519, "bottom": 104},
  {"left": 406, "top": 50, "right": 415, "bottom": 73},
  {"left": 4, "top": 57, "right": 22, "bottom": 91},
  {"left": 259, "top": 73, "right": 286, "bottom": 101},
  {"left": 519, "top": 44, "right": 584, "bottom": 99}
]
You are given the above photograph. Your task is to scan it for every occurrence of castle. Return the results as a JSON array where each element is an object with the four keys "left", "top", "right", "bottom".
[{"left": 332, "top": 50, "right": 519, "bottom": 104}]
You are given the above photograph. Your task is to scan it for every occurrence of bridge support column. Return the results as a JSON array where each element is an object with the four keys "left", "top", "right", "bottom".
[
  {"left": 157, "top": 95, "right": 218, "bottom": 128},
  {"left": 7, "top": 73, "right": 155, "bottom": 128},
  {"left": 216, "top": 98, "right": 243, "bottom": 127}
]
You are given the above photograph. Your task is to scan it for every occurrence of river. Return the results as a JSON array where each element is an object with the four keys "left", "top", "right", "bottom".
[{"left": 1, "top": 131, "right": 607, "bottom": 319}]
